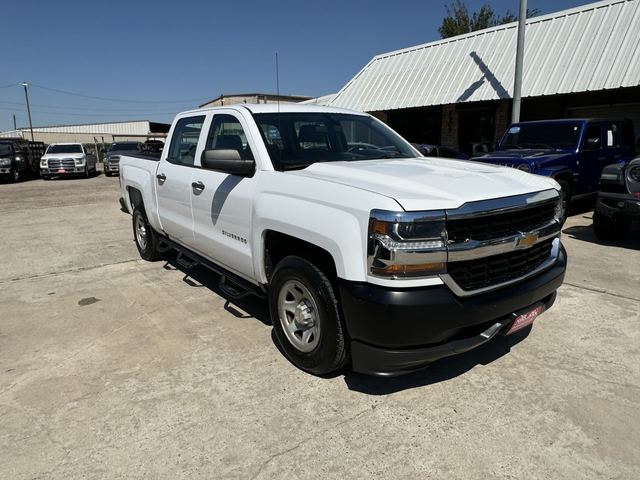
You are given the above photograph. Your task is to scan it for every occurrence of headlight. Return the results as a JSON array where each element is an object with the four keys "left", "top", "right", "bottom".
[
  {"left": 517, "top": 163, "right": 532, "bottom": 173},
  {"left": 75, "top": 157, "right": 86, "bottom": 166},
  {"left": 368, "top": 210, "right": 447, "bottom": 278},
  {"left": 629, "top": 165, "right": 640, "bottom": 182},
  {"left": 554, "top": 196, "right": 565, "bottom": 223},
  {"left": 40, "top": 158, "right": 47, "bottom": 167},
  {"left": 0, "top": 158, "right": 11, "bottom": 167}
]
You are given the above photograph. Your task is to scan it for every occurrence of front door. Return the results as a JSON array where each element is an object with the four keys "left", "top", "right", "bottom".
[
  {"left": 156, "top": 115, "right": 206, "bottom": 245},
  {"left": 190, "top": 112, "right": 257, "bottom": 280}
]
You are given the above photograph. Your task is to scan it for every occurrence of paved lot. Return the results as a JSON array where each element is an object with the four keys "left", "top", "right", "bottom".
[{"left": 1, "top": 176, "right": 639, "bottom": 479}]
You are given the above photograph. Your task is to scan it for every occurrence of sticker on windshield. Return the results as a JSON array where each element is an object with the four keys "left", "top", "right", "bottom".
[{"left": 509, "top": 126, "right": 520, "bottom": 134}]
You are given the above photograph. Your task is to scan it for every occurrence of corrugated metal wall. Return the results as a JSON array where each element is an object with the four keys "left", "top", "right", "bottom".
[{"left": 330, "top": 0, "right": 640, "bottom": 112}]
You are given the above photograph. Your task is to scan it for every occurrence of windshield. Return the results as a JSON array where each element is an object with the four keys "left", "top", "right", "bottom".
[
  {"left": 253, "top": 112, "right": 416, "bottom": 171},
  {"left": 108, "top": 142, "right": 139, "bottom": 152},
  {"left": 46, "top": 144, "right": 83, "bottom": 154},
  {"left": 499, "top": 122, "right": 582, "bottom": 150},
  {"left": 0, "top": 143, "right": 14, "bottom": 156}
]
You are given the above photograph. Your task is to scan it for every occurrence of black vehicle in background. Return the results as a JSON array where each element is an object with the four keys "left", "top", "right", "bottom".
[
  {"left": 593, "top": 156, "right": 640, "bottom": 240},
  {"left": 412, "top": 143, "right": 469, "bottom": 160},
  {"left": 104, "top": 142, "right": 143, "bottom": 176},
  {"left": 0, "top": 138, "right": 47, "bottom": 182}
]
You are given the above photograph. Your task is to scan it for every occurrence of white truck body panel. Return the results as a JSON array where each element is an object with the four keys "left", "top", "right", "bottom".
[{"left": 120, "top": 104, "right": 561, "bottom": 288}]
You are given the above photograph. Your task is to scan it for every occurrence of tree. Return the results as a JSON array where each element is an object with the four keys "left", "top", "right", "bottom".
[{"left": 438, "top": 1, "right": 541, "bottom": 39}]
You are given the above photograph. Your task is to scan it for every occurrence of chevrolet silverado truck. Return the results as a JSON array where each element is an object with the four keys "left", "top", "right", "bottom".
[
  {"left": 473, "top": 119, "right": 637, "bottom": 214},
  {"left": 119, "top": 104, "right": 567, "bottom": 377},
  {"left": 593, "top": 156, "right": 640, "bottom": 239}
]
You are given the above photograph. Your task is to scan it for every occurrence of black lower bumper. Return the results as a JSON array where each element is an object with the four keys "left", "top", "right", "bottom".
[{"left": 340, "top": 244, "right": 567, "bottom": 376}]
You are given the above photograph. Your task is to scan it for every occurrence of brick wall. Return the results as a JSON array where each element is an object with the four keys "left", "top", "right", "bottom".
[{"left": 494, "top": 100, "right": 511, "bottom": 141}]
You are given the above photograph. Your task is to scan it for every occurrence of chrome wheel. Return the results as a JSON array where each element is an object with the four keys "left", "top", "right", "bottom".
[
  {"left": 135, "top": 215, "right": 148, "bottom": 250},
  {"left": 277, "top": 280, "right": 320, "bottom": 353}
]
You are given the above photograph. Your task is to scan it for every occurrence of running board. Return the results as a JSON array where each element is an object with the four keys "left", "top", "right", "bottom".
[{"left": 159, "top": 235, "right": 267, "bottom": 300}]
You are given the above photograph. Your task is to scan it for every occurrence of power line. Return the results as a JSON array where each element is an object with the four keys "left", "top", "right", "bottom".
[
  {"left": 0, "top": 99, "right": 185, "bottom": 113},
  {"left": 29, "top": 83, "right": 211, "bottom": 104},
  {"left": 0, "top": 106, "right": 178, "bottom": 117}
]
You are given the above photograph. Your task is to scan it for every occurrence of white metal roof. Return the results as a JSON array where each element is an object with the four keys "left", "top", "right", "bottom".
[
  {"left": 329, "top": 0, "right": 640, "bottom": 112},
  {"left": 0, "top": 120, "right": 159, "bottom": 136}
]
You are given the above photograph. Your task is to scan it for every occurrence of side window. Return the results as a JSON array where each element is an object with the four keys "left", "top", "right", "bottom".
[
  {"left": 584, "top": 125, "right": 602, "bottom": 150},
  {"left": 605, "top": 123, "right": 619, "bottom": 148},
  {"left": 205, "top": 114, "right": 253, "bottom": 160},
  {"left": 167, "top": 116, "right": 205, "bottom": 166}
]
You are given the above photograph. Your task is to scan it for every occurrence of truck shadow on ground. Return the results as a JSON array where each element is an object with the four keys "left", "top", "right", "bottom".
[
  {"left": 162, "top": 252, "right": 533, "bottom": 394},
  {"left": 162, "top": 254, "right": 271, "bottom": 326},
  {"left": 342, "top": 327, "right": 532, "bottom": 395}
]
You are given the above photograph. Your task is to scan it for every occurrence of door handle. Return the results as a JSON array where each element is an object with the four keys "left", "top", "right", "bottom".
[
  {"left": 192, "top": 181, "right": 205, "bottom": 192},
  {"left": 156, "top": 173, "right": 166, "bottom": 183}
]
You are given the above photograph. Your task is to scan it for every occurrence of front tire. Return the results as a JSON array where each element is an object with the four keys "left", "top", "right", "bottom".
[
  {"left": 11, "top": 167, "right": 20, "bottom": 183},
  {"left": 132, "top": 207, "right": 162, "bottom": 261},
  {"left": 593, "top": 210, "right": 631, "bottom": 240},
  {"left": 269, "top": 256, "right": 348, "bottom": 375}
]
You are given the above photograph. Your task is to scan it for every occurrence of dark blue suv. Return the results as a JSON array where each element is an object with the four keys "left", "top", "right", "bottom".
[{"left": 473, "top": 119, "right": 637, "bottom": 208}]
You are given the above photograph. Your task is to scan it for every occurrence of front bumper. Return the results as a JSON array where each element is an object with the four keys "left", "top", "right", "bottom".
[
  {"left": 41, "top": 167, "right": 86, "bottom": 175},
  {"left": 597, "top": 192, "right": 640, "bottom": 218},
  {"left": 340, "top": 243, "right": 567, "bottom": 376},
  {"left": 104, "top": 163, "right": 120, "bottom": 173},
  {"left": 0, "top": 167, "right": 11, "bottom": 175}
]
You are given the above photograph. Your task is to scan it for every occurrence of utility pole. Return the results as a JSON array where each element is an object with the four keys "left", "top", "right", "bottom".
[
  {"left": 12, "top": 113, "right": 17, "bottom": 130},
  {"left": 22, "top": 82, "right": 35, "bottom": 142},
  {"left": 511, "top": 0, "right": 527, "bottom": 123}
]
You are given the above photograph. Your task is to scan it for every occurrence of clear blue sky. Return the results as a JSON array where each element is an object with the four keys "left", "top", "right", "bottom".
[{"left": 1, "top": 0, "right": 589, "bottom": 131}]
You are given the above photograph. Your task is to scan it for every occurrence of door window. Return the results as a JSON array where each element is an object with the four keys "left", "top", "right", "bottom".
[
  {"left": 205, "top": 114, "right": 254, "bottom": 160},
  {"left": 167, "top": 116, "right": 206, "bottom": 166},
  {"left": 583, "top": 125, "right": 602, "bottom": 150},
  {"left": 605, "top": 123, "right": 619, "bottom": 148}
]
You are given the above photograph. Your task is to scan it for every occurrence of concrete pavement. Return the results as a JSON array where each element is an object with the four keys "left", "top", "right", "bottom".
[{"left": 1, "top": 176, "right": 638, "bottom": 479}]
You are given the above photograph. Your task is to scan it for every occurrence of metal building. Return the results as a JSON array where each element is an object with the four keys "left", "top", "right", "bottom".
[
  {"left": 329, "top": 0, "right": 640, "bottom": 155},
  {"left": 199, "top": 93, "right": 311, "bottom": 108},
  {"left": 0, "top": 120, "right": 170, "bottom": 145}
]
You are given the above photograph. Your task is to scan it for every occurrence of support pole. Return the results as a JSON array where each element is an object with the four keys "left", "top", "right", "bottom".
[
  {"left": 511, "top": 0, "right": 527, "bottom": 123},
  {"left": 22, "top": 82, "right": 35, "bottom": 142}
]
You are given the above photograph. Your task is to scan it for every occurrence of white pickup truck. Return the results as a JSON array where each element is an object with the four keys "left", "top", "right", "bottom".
[{"left": 119, "top": 104, "right": 567, "bottom": 377}]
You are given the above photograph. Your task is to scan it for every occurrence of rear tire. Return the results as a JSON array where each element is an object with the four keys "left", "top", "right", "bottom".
[
  {"left": 269, "top": 256, "right": 348, "bottom": 375},
  {"left": 132, "top": 207, "right": 162, "bottom": 261},
  {"left": 593, "top": 210, "right": 631, "bottom": 240}
]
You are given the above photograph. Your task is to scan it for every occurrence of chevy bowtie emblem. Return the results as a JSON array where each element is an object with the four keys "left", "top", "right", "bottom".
[{"left": 517, "top": 232, "right": 539, "bottom": 248}]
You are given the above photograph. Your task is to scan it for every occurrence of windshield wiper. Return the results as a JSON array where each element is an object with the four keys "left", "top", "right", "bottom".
[
  {"left": 280, "top": 163, "right": 314, "bottom": 171},
  {"left": 501, "top": 143, "right": 523, "bottom": 149},
  {"left": 522, "top": 143, "right": 555, "bottom": 150}
]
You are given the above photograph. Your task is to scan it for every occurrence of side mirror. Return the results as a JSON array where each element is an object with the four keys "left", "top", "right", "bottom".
[
  {"left": 585, "top": 138, "right": 600, "bottom": 151},
  {"left": 201, "top": 149, "right": 254, "bottom": 177}
]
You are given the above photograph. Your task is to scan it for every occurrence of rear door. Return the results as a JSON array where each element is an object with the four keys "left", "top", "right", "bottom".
[
  {"left": 579, "top": 123, "right": 606, "bottom": 194},
  {"left": 156, "top": 115, "right": 206, "bottom": 245},
  {"left": 189, "top": 111, "right": 258, "bottom": 280}
]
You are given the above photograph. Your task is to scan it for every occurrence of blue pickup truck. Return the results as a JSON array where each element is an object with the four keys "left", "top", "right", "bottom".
[{"left": 473, "top": 119, "right": 637, "bottom": 209}]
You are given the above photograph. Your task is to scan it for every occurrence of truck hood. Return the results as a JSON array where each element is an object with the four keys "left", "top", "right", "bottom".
[
  {"left": 473, "top": 149, "right": 574, "bottom": 167},
  {"left": 288, "top": 157, "right": 557, "bottom": 211},
  {"left": 42, "top": 153, "right": 85, "bottom": 159}
]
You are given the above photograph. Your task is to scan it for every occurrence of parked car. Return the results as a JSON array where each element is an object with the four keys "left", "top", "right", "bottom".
[
  {"left": 413, "top": 143, "right": 469, "bottom": 159},
  {"left": 472, "top": 119, "right": 637, "bottom": 212},
  {"left": 40, "top": 143, "right": 98, "bottom": 179},
  {"left": 593, "top": 156, "right": 640, "bottom": 239},
  {"left": 0, "top": 138, "right": 47, "bottom": 182},
  {"left": 119, "top": 104, "right": 566, "bottom": 377},
  {"left": 104, "top": 142, "right": 143, "bottom": 176}
]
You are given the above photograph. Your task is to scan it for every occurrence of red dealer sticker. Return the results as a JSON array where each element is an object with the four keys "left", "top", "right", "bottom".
[{"left": 507, "top": 305, "right": 545, "bottom": 335}]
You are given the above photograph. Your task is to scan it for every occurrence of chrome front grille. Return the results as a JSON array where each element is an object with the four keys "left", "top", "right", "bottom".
[
  {"left": 440, "top": 190, "right": 562, "bottom": 296},
  {"left": 47, "top": 157, "right": 75, "bottom": 169}
]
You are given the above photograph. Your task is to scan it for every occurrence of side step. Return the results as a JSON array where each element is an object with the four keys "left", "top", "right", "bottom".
[
  {"left": 219, "top": 275, "right": 254, "bottom": 300},
  {"left": 175, "top": 250, "right": 199, "bottom": 270}
]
